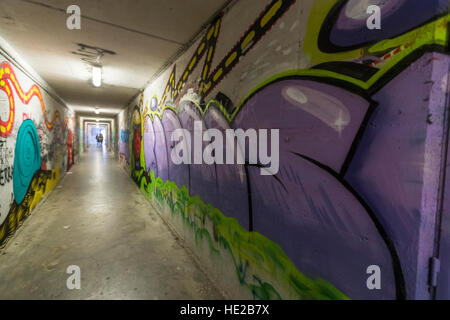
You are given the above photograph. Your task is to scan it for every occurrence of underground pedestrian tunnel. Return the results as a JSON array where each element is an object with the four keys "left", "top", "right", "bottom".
[{"left": 0, "top": 0, "right": 449, "bottom": 300}]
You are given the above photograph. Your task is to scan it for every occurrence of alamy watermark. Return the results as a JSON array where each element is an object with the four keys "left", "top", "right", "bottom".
[
  {"left": 66, "top": 5, "right": 81, "bottom": 30},
  {"left": 170, "top": 121, "right": 279, "bottom": 176},
  {"left": 366, "top": 265, "right": 381, "bottom": 290},
  {"left": 66, "top": 265, "right": 81, "bottom": 290},
  {"left": 366, "top": 5, "right": 381, "bottom": 30}
]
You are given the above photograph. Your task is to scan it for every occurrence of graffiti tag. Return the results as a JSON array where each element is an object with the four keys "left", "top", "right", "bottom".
[{"left": 0, "top": 165, "right": 13, "bottom": 186}]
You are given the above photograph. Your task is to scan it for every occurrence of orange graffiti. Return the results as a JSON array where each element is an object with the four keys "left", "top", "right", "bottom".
[{"left": 0, "top": 61, "right": 66, "bottom": 137}]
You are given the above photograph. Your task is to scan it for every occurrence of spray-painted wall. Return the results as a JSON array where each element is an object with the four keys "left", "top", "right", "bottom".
[
  {"left": 0, "top": 50, "right": 75, "bottom": 247},
  {"left": 118, "top": 0, "right": 450, "bottom": 299},
  {"left": 118, "top": 108, "right": 131, "bottom": 167}
]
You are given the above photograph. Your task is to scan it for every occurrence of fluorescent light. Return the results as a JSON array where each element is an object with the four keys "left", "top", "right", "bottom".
[
  {"left": 92, "top": 66, "right": 102, "bottom": 87},
  {"left": 95, "top": 108, "right": 100, "bottom": 114}
]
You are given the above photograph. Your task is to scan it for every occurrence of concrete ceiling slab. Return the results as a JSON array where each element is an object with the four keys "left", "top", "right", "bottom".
[{"left": 0, "top": 0, "right": 230, "bottom": 115}]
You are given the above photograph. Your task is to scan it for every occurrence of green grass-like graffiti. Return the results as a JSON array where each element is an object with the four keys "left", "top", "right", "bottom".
[{"left": 131, "top": 167, "right": 349, "bottom": 300}]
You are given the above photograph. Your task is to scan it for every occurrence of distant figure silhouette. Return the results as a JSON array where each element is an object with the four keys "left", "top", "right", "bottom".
[{"left": 97, "top": 133, "right": 103, "bottom": 147}]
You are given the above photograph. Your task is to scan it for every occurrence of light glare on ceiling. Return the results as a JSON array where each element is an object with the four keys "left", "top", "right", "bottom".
[{"left": 92, "top": 66, "right": 102, "bottom": 87}]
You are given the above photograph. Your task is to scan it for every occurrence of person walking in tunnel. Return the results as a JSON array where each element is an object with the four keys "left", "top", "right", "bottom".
[{"left": 98, "top": 133, "right": 104, "bottom": 147}]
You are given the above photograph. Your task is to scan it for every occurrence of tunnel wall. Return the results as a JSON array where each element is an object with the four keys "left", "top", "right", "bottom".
[
  {"left": 118, "top": 0, "right": 450, "bottom": 299},
  {"left": 0, "top": 46, "right": 75, "bottom": 248}
]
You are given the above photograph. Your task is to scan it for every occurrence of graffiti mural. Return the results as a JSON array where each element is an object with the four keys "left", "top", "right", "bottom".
[
  {"left": 118, "top": 105, "right": 131, "bottom": 166},
  {"left": 0, "top": 58, "right": 74, "bottom": 248},
  {"left": 0, "top": 169, "right": 58, "bottom": 246},
  {"left": 67, "top": 129, "right": 74, "bottom": 170},
  {"left": 13, "top": 120, "right": 41, "bottom": 204},
  {"left": 0, "top": 139, "right": 13, "bottom": 187},
  {"left": 0, "top": 62, "right": 67, "bottom": 137},
  {"left": 118, "top": 0, "right": 450, "bottom": 300}
]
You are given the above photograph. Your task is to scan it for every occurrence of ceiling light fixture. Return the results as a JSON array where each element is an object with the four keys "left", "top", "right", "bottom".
[
  {"left": 95, "top": 107, "right": 100, "bottom": 114},
  {"left": 92, "top": 65, "right": 102, "bottom": 87}
]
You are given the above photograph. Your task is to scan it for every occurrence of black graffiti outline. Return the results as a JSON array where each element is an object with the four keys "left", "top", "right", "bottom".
[
  {"left": 290, "top": 151, "right": 406, "bottom": 300},
  {"left": 317, "top": 0, "right": 449, "bottom": 54},
  {"left": 156, "top": 0, "right": 297, "bottom": 108}
]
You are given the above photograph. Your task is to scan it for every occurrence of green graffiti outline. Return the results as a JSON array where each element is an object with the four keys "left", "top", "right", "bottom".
[{"left": 130, "top": 157, "right": 349, "bottom": 300}]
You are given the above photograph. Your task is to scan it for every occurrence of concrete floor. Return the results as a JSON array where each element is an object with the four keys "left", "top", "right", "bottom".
[{"left": 0, "top": 147, "right": 224, "bottom": 300}]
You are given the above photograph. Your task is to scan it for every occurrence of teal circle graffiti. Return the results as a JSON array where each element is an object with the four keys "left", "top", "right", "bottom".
[{"left": 13, "top": 120, "right": 41, "bottom": 204}]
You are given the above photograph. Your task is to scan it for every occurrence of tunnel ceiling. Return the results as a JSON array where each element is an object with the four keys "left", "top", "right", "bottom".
[{"left": 0, "top": 0, "right": 230, "bottom": 116}]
